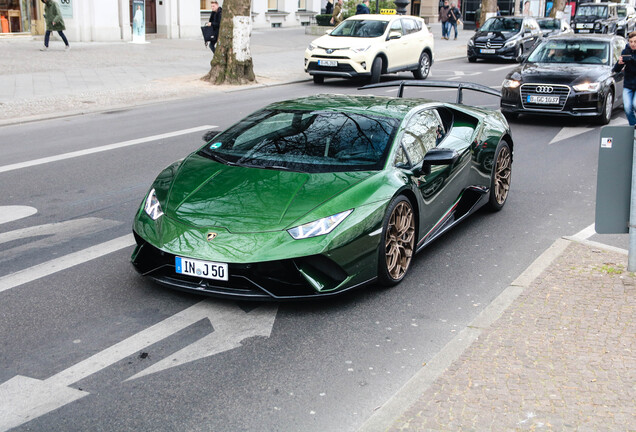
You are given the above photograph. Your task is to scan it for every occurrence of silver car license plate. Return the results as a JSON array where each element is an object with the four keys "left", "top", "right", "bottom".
[
  {"left": 318, "top": 60, "right": 338, "bottom": 67},
  {"left": 527, "top": 95, "right": 560, "bottom": 104},
  {"left": 175, "top": 256, "right": 229, "bottom": 281}
]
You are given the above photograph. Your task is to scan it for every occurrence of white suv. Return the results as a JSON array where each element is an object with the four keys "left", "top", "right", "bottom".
[{"left": 304, "top": 14, "right": 435, "bottom": 84}]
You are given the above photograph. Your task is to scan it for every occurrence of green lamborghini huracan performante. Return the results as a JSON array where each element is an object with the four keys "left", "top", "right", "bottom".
[{"left": 132, "top": 82, "right": 513, "bottom": 300}]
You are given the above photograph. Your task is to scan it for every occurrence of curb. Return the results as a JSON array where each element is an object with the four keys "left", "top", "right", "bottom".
[{"left": 356, "top": 236, "right": 608, "bottom": 432}]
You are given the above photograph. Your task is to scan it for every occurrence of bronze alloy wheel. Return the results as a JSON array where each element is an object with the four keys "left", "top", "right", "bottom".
[
  {"left": 493, "top": 145, "right": 511, "bottom": 205},
  {"left": 385, "top": 200, "right": 415, "bottom": 280}
]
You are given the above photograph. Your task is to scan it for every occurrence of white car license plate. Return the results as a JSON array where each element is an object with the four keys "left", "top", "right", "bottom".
[
  {"left": 528, "top": 95, "right": 560, "bottom": 104},
  {"left": 175, "top": 256, "right": 228, "bottom": 281},
  {"left": 318, "top": 60, "right": 338, "bottom": 67},
  {"left": 480, "top": 49, "right": 496, "bottom": 54}
]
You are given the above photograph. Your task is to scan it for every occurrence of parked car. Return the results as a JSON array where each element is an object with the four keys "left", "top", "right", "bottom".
[
  {"left": 468, "top": 16, "right": 542, "bottom": 62},
  {"left": 536, "top": 17, "right": 573, "bottom": 37},
  {"left": 304, "top": 14, "right": 434, "bottom": 84},
  {"left": 572, "top": 2, "right": 619, "bottom": 34},
  {"left": 500, "top": 34, "right": 625, "bottom": 124},
  {"left": 616, "top": 4, "right": 636, "bottom": 37},
  {"left": 132, "top": 82, "right": 514, "bottom": 300}
]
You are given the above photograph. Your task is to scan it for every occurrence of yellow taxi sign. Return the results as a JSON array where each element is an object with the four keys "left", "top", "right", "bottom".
[{"left": 380, "top": 8, "right": 397, "bottom": 14}]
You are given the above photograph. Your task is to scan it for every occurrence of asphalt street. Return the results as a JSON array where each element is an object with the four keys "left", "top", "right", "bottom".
[{"left": 1, "top": 24, "right": 633, "bottom": 431}]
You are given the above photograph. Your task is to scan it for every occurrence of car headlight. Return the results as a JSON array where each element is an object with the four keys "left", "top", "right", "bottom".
[
  {"left": 468, "top": 39, "right": 474, "bottom": 46},
  {"left": 573, "top": 82, "right": 601, "bottom": 92},
  {"left": 144, "top": 188, "right": 164, "bottom": 220},
  {"left": 502, "top": 79, "right": 521, "bottom": 88},
  {"left": 594, "top": 22, "right": 601, "bottom": 29},
  {"left": 307, "top": 43, "right": 316, "bottom": 51},
  {"left": 504, "top": 38, "right": 518, "bottom": 48},
  {"left": 287, "top": 209, "right": 353, "bottom": 240},
  {"left": 351, "top": 45, "right": 371, "bottom": 53}
]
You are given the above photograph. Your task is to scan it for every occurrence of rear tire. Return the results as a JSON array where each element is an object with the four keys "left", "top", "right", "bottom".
[
  {"left": 370, "top": 57, "right": 382, "bottom": 84},
  {"left": 412, "top": 52, "right": 431, "bottom": 80},
  {"left": 313, "top": 75, "right": 324, "bottom": 84},
  {"left": 377, "top": 196, "right": 416, "bottom": 286},
  {"left": 486, "top": 141, "right": 512, "bottom": 212}
]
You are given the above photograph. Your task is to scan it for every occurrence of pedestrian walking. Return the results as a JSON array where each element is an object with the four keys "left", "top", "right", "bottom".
[
  {"left": 614, "top": 31, "right": 636, "bottom": 125},
  {"left": 40, "top": 0, "right": 70, "bottom": 51},
  {"left": 447, "top": 2, "right": 461, "bottom": 40},
  {"left": 331, "top": 0, "right": 344, "bottom": 26},
  {"left": 439, "top": 0, "right": 451, "bottom": 40},
  {"left": 205, "top": 0, "right": 222, "bottom": 54}
]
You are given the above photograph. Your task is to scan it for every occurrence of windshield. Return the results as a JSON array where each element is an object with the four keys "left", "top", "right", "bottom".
[
  {"left": 575, "top": 5, "right": 608, "bottom": 17},
  {"left": 538, "top": 19, "right": 559, "bottom": 30},
  {"left": 617, "top": 6, "right": 627, "bottom": 17},
  {"left": 527, "top": 40, "right": 610, "bottom": 64},
  {"left": 198, "top": 109, "right": 399, "bottom": 173},
  {"left": 330, "top": 19, "right": 389, "bottom": 37},
  {"left": 479, "top": 17, "right": 522, "bottom": 33}
]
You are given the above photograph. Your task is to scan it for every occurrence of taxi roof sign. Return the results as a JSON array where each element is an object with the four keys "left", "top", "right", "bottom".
[{"left": 380, "top": 8, "right": 397, "bottom": 14}]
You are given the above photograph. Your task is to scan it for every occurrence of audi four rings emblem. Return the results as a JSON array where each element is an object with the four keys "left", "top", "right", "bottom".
[{"left": 535, "top": 86, "right": 554, "bottom": 93}]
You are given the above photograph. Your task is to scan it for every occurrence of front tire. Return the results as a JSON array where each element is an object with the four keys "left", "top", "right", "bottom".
[
  {"left": 597, "top": 90, "right": 614, "bottom": 125},
  {"left": 486, "top": 141, "right": 512, "bottom": 212},
  {"left": 468, "top": 56, "right": 477, "bottom": 63},
  {"left": 378, "top": 196, "right": 416, "bottom": 286},
  {"left": 313, "top": 75, "right": 324, "bottom": 84},
  {"left": 412, "top": 52, "right": 431, "bottom": 80},
  {"left": 370, "top": 57, "right": 382, "bottom": 84}
]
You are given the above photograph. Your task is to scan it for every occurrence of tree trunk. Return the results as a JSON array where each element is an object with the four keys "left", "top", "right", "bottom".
[
  {"left": 202, "top": 0, "right": 256, "bottom": 85},
  {"left": 480, "top": 0, "right": 497, "bottom": 28},
  {"left": 549, "top": 0, "right": 567, "bottom": 18}
]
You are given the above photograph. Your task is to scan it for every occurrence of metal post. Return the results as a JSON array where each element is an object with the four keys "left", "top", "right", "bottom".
[{"left": 630, "top": 128, "right": 636, "bottom": 271}]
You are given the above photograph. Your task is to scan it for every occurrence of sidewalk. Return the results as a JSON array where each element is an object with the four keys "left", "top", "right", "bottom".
[
  {"left": 359, "top": 236, "right": 636, "bottom": 431},
  {"left": 0, "top": 22, "right": 471, "bottom": 126}
]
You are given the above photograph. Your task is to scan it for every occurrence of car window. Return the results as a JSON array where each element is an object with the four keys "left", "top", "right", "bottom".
[
  {"left": 480, "top": 17, "right": 522, "bottom": 33},
  {"left": 401, "top": 18, "right": 419, "bottom": 35},
  {"left": 200, "top": 109, "right": 399, "bottom": 173},
  {"left": 576, "top": 5, "right": 608, "bottom": 18},
  {"left": 528, "top": 40, "right": 610, "bottom": 64},
  {"left": 331, "top": 19, "right": 389, "bottom": 37},
  {"left": 398, "top": 110, "right": 445, "bottom": 167},
  {"left": 390, "top": 19, "right": 403, "bottom": 35},
  {"left": 538, "top": 19, "right": 559, "bottom": 30}
]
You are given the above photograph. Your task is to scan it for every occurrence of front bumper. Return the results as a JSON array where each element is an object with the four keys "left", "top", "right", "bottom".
[
  {"left": 467, "top": 44, "right": 518, "bottom": 61},
  {"left": 304, "top": 50, "right": 373, "bottom": 79},
  {"left": 500, "top": 84, "right": 606, "bottom": 117}
]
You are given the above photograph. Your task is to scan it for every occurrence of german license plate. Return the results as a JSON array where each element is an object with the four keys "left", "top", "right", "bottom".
[
  {"left": 578, "top": 29, "right": 590, "bottom": 33},
  {"left": 318, "top": 60, "right": 337, "bottom": 67},
  {"left": 528, "top": 95, "right": 560, "bottom": 104},
  {"left": 175, "top": 256, "right": 228, "bottom": 281},
  {"left": 480, "top": 49, "right": 496, "bottom": 54}
]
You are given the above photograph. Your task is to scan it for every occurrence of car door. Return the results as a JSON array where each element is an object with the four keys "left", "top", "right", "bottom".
[
  {"left": 395, "top": 107, "right": 473, "bottom": 239},
  {"left": 385, "top": 18, "right": 410, "bottom": 70}
]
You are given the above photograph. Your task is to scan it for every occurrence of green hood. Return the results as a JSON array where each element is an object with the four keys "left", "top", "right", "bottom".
[{"left": 163, "top": 154, "right": 372, "bottom": 233}]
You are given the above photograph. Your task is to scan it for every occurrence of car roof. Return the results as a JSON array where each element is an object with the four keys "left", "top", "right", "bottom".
[
  {"left": 265, "top": 94, "right": 433, "bottom": 119},
  {"left": 545, "top": 34, "right": 620, "bottom": 42},
  {"left": 344, "top": 14, "right": 420, "bottom": 22}
]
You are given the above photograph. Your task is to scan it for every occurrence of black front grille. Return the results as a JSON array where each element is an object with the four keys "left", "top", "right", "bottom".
[
  {"left": 312, "top": 54, "right": 351, "bottom": 60},
  {"left": 131, "top": 233, "right": 349, "bottom": 300},
  {"left": 307, "top": 62, "right": 356, "bottom": 73},
  {"left": 520, "top": 84, "right": 570, "bottom": 111},
  {"left": 475, "top": 41, "right": 504, "bottom": 49}
]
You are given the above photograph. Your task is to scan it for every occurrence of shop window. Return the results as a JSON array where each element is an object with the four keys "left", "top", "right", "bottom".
[
  {"left": 268, "top": 0, "right": 277, "bottom": 11},
  {"left": 298, "top": 0, "right": 306, "bottom": 11}
]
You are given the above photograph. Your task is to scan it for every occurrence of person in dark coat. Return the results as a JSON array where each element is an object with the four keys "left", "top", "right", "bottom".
[
  {"left": 447, "top": 2, "right": 461, "bottom": 40},
  {"left": 356, "top": 0, "right": 370, "bottom": 14},
  {"left": 438, "top": 0, "right": 450, "bottom": 40},
  {"left": 40, "top": 0, "right": 69, "bottom": 51},
  {"left": 205, "top": 0, "right": 222, "bottom": 54},
  {"left": 325, "top": 0, "right": 334, "bottom": 15},
  {"left": 614, "top": 31, "right": 636, "bottom": 125}
]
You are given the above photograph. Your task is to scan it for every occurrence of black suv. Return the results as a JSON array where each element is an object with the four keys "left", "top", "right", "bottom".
[
  {"left": 467, "top": 16, "right": 542, "bottom": 62},
  {"left": 572, "top": 2, "right": 619, "bottom": 34}
]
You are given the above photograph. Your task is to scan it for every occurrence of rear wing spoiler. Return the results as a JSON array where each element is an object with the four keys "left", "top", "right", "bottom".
[{"left": 360, "top": 80, "right": 501, "bottom": 104}]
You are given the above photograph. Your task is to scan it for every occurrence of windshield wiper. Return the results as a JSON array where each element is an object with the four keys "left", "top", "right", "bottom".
[{"left": 205, "top": 152, "right": 238, "bottom": 166}]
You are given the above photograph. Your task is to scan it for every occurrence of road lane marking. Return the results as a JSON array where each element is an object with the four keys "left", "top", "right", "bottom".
[
  {"left": 0, "top": 206, "right": 37, "bottom": 225},
  {"left": 549, "top": 126, "right": 594, "bottom": 145},
  {"left": 0, "top": 125, "right": 216, "bottom": 174},
  {"left": 489, "top": 64, "right": 518, "bottom": 72},
  {"left": 0, "top": 302, "right": 278, "bottom": 432},
  {"left": 571, "top": 224, "right": 596, "bottom": 241},
  {"left": 0, "top": 234, "right": 135, "bottom": 293}
]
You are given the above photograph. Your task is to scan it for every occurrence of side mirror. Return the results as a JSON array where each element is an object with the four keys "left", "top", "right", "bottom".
[
  {"left": 413, "top": 149, "right": 460, "bottom": 176},
  {"left": 388, "top": 31, "right": 402, "bottom": 40},
  {"left": 516, "top": 53, "right": 528, "bottom": 63}
]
